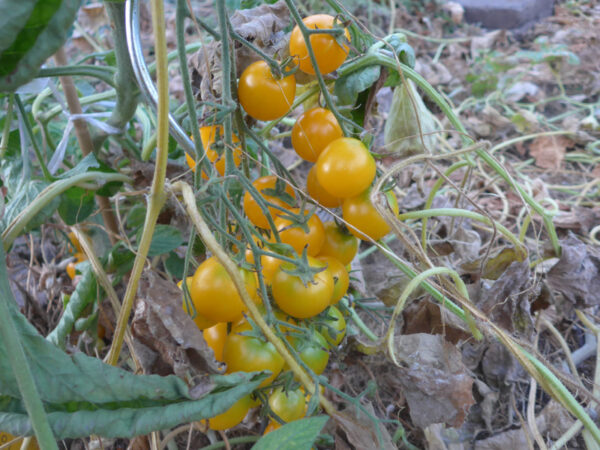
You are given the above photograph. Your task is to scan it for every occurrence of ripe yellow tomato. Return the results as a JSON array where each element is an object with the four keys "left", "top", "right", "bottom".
[
  {"left": 291, "top": 107, "right": 343, "bottom": 162},
  {"left": 208, "top": 395, "right": 254, "bottom": 430},
  {"left": 317, "top": 256, "right": 349, "bottom": 304},
  {"left": 245, "top": 249, "right": 284, "bottom": 286},
  {"left": 316, "top": 137, "right": 376, "bottom": 198},
  {"left": 289, "top": 14, "right": 350, "bottom": 75},
  {"left": 0, "top": 433, "right": 38, "bottom": 450},
  {"left": 342, "top": 189, "right": 399, "bottom": 241},
  {"left": 238, "top": 60, "right": 296, "bottom": 121},
  {"left": 243, "top": 175, "right": 296, "bottom": 229},
  {"left": 179, "top": 277, "right": 217, "bottom": 330},
  {"left": 185, "top": 125, "right": 242, "bottom": 178},
  {"left": 306, "top": 165, "right": 342, "bottom": 208},
  {"left": 203, "top": 322, "right": 228, "bottom": 362},
  {"left": 190, "top": 257, "right": 260, "bottom": 323},
  {"left": 273, "top": 208, "right": 325, "bottom": 257},
  {"left": 272, "top": 256, "right": 334, "bottom": 319}
]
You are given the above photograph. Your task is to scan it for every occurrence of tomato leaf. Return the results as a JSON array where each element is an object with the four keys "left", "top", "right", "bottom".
[
  {"left": 46, "top": 262, "right": 97, "bottom": 349},
  {"left": 0, "top": 0, "right": 80, "bottom": 92},
  {"left": 252, "top": 416, "right": 329, "bottom": 450},
  {"left": 137, "top": 224, "right": 184, "bottom": 257},
  {"left": 57, "top": 186, "right": 96, "bottom": 225},
  {"left": 1, "top": 179, "right": 61, "bottom": 233},
  {"left": 334, "top": 65, "right": 381, "bottom": 106}
]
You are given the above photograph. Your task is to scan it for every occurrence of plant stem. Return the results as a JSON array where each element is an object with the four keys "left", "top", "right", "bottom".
[
  {"left": 14, "top": 96, "right": 52, "bottom": 181},
  {"left": 0, "top": 244, "right": 58, "bottom": 450},
  {"left": 0, "top": 93, "right": 14, "bottom": 158},
  {"left": 106, "top": 0, "right": 170, "bottom": 366},
  {"left": 53, "top": 47, "right": 120, "bottom": 244}
]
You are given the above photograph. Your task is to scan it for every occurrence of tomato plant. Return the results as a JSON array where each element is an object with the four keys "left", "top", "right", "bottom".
[
  {"left": 245, "top": 249, "right": 284, "bottom": 286},
  {"left": 243, "top": 175, "right": 296, "bottom": 229},
  {"left": 291, "top": 107, "right": 343, "bottom": 162},
  {"left": 317, "top": 256, "right": 349, "bottom": 304},
  {"left": 185, "top": 125, "right": 242, "bottom": 177},
  {"left": 273, "top": 208, "right": 325, "bottom": 257},
  {"left": 271, "top": 256, "right": 334, "bottom": 319},
  {"left": 342, "top": 189, "right": 399, "bottom": 241},
  {"left": 316, "top": 137, "right": 376, "bottom": 198},
  {"left": 306, "top": 165, "right": 342, "bottom": 208},
  {"left": 190, "top": 257, "right": 259, "bottom": 323},
  {"left": 317, "top": 221, "right": 359, "bottom": 265},
  {"left": 268, "top": 387, "right": 306, "bottom": 423},
  {"left": 238, "top": 60, "right": 296, "bottom": 121},
  {"left": 203, "top": 322, "right": 228, "bottom": 362},
  {"left": 223, "top": 322, "right": 285, "bottom": 386},
  {"left": 289, "top": 14, "right": 350, "bottom": 75}
]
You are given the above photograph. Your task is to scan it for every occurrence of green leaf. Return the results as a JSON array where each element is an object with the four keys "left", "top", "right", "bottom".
[
  {"left": 1, "top": 180, "right": 61, "bottom": 232},
  {"left": 57, "top": 186, "right": 95, "bottom": 225},
  {"left": 57, "top": 153, "right": 123, "bottom": 196},
  {"left": 252, "top": 416, "right": 329, "bottom": 450},
  {"left": 0, "top": 0, "right": 81, "bottom": 92},
  {"left": 165, "top": 251, "right": 185, "bottom": 279},
  {"left": 334, "top": 65, "right": 381, "bottom": 106},
  {"left": 46, "top": 262, "right": 97, "bottom": 348},
  {"left": 139, "top": 225, "right": 184, "bottom": 257}
]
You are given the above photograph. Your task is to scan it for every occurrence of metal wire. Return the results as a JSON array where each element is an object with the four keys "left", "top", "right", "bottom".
[{"left": 125, "top": 0, "right": 195, "bottom": 154}]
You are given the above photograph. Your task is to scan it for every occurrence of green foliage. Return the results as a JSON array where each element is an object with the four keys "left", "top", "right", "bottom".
[
  {"left": 0, "top": 0, "right": 81, "bottom": 91},
  {"left": 139, "top": 224, "right": 184, "bottom": 257},
  {"left": 252, "top": 416, "right": 329, "bottom": 450}
]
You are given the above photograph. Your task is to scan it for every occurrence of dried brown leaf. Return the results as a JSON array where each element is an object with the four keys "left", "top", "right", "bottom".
[
  {"left": 392, "top": 333, "right": 475, "bottom": 428},
  {"left": 528, "top": 135, "right": 572, "bottom": 170},
  {"left": 546, "top": 232, "right": 600, "bottom": 306},
  {"left": 131, "top": 272, "right": 220, "bottom": 377},
  {"left": 332, "top": 402, "right": 395, "bottom": 450}
]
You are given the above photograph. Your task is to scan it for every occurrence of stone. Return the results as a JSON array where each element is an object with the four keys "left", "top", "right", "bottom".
[{"left": 453, "top": 0, "right": 554, "bottom": 30}]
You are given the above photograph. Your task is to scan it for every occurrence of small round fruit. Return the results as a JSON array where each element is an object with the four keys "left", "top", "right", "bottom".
[
  {"left": 180, "top": 277, "right": 217, "bottom": 330},
  {"left": 208, "top": 395, "right": 254, "bottom": 430},
  {"left": 289, "top": 14, "right": 350, "bottom": 75},
  {"left": 66, "top": 262, "right": 76, "bottom": 280},
  {"left": 67, "top": 231, "right": 82, "bottom": 253},
  {"left": 238, "top": 60, "right": 296, "bottom": 121},
  {"left": 292, "top": 107, "right": 343, "bottom": 162},
  {"left": 317, "top": 256, "right": 349, "bottom": 304},
  {"left": 243, "top": 175, "right": 296, "bottom": 229},
  {"left": 190, "top": 257, "right": 259, "bottom": 323},
  {"left": 272, "top": 256, "right": 334, "bottom": 319},
  {"left": 316, "top": 138, "right": 376, "bottom": 198},
  {"left": 317, "top": 306, "right": 346, "bottom": 347},
  {"left": 223, "top": 322, "right": 285, "bottom": 386},
  {"left": 306, "top": 165, "right": 342, "bottom": 208},
  {"left": 203, "top": 322, "right": 228, "bottom": 362},
  {"left": 268, "top": 387, "right": 306, "bottom": 423},
  {"left": 245, "top": 249, "right": 284, "bottom": 286},
  {"left": 185, "top": 125, "right": 242, "bottom": 178},
  {"left": 288, "top": 330, "right": 329, "bottom": 375},
  {"left": 317, "top": 221, "right": 359, "bottom": 265},
  {"left": 273, "top": 208, "right": 325, "bottom": 256},
  {"left": 342, "top": 189, "right": 399, "bottom": 241},
  {"left": 263, "top": 421, "right": 281, "bottom": 434}
]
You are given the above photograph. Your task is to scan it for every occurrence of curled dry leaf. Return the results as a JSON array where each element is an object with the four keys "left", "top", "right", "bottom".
[
  {"left": 546, "top": 232, "right": 600, "bottom": 306},
  {"left": 528, "top": 135, "right": 573, "bottom": 170},
  {"left": 332, "top": 402, "right": 395, "bottom": 450},
  {"left": 131, "top": 271, "right": 220, "bottom": 378},
  {"left": 391, "top": 333, "right": 475, "bottom": 428},
  {"left": 190, "top": 0, "right": 290, "bottom": 103}
]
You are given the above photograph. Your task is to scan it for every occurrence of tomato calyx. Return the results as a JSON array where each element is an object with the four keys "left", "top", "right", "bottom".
[{"left": 278, "top": 251, "right": 327, "bottom": 287}]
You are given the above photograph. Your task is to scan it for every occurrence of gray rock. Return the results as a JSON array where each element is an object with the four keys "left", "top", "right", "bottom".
[{"left": 454, "top": 0, "right": 554, "bottom": 30}]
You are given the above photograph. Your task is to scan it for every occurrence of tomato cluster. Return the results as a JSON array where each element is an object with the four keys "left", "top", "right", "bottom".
[
  {"left": 178, "top": 12, "right": 399, "bottom": 433},
  {"left": 65, "top": 231, "right": 87, "bottom": 280}
]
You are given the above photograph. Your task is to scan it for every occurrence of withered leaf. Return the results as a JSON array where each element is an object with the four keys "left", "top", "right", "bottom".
[
  {"left": 190, "top": 0, "right": 290, "bottom": 103},
  {"left": 332, "top": 402, "right": 395, "bottom": 450},
  {"left": 392, "top": 333, "right": 475, "bottom": 428},
  {"left": 546, "top": 232, "right": 600, "bottom": 306},
  {"left": 462, "top": 247, "right": 525, "bottom": 281},
  {"left": 528, "top": 135, "right": 572, "bottom": 170},
  {"left": 131, "top": 272, "right": 220, "bottom": 377}
]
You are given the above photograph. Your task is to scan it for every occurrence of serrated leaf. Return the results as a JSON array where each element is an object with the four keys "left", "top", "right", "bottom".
[
  {"left": 0, "top": 0, "right": 80, "bottom": 92},
  {"left": 334, "top": 65, "right": 381, "bottom": 106},
  {"left": 57, "top": 186, "right": 95, "bottom": 225},
  {"left": 252, "top": 416, "right": 329, "bottom": 450}
]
